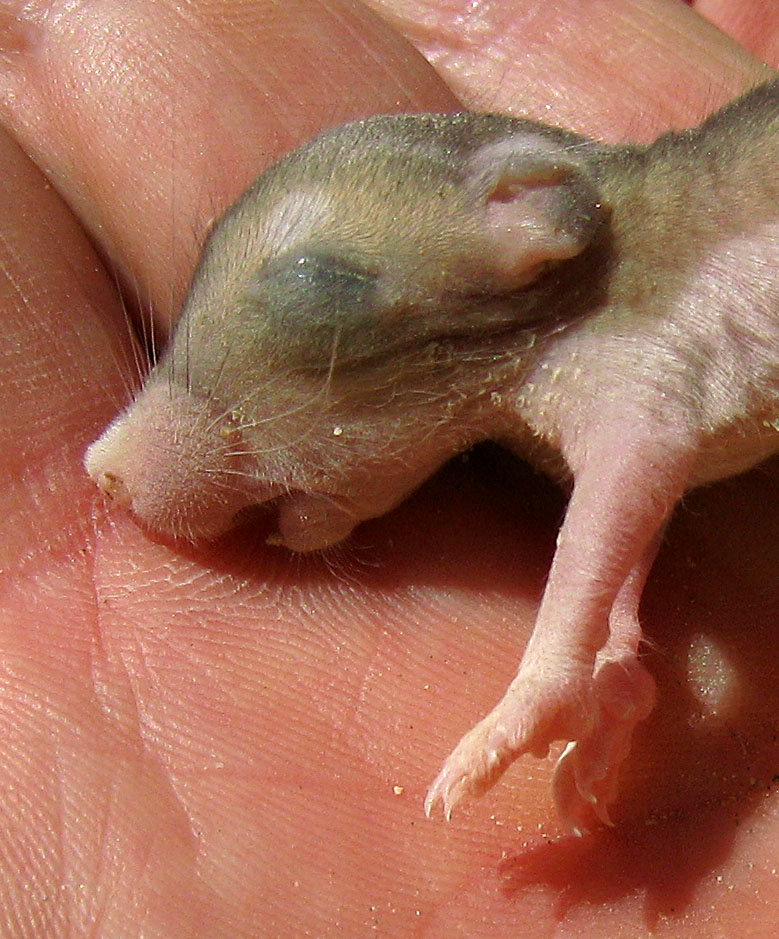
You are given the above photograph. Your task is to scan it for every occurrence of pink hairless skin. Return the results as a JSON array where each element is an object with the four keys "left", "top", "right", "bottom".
[{"left": 85, "top": 80, "right": 778, "bottom": 833}]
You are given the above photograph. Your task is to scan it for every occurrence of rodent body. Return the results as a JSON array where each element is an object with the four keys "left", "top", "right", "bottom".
[{"left": 85, "top": 78, "right": 778, "bottom": 831}]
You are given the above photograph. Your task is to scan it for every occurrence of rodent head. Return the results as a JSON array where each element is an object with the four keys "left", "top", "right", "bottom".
[{"left": 85, "top": 112, "right": 607, "bottom": 549}]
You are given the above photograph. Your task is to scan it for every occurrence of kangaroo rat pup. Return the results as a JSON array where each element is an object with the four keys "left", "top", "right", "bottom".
[{"left": 86, "top": 79, "right": 778, "bottom": 833}]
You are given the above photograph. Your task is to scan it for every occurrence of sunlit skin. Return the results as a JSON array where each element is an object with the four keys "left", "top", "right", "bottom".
[{"left": 0, "top": 1, "right": 776, "bottom": 935}]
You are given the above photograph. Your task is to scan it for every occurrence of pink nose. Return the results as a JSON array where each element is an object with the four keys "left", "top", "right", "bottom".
[{"left": 92, "top": 468, "right": 132, "bottom": 507}]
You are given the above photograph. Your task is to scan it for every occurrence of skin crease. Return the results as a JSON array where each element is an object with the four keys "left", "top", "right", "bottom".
[{"left": 0, "top": 1, "right": 776, "bottom": 936}]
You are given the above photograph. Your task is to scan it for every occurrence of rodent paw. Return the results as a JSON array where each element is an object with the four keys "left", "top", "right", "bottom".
[
  {"left": 425, "top": 658, "right": 655, "bottom": 827},
  {"left": 424, "top": 715, "right": 522, "bottom": 820},
  {"left": 552, "top": 657, "right": 656, "bottom": 833}
]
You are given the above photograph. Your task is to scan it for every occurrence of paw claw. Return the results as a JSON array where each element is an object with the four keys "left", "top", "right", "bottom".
[
  {"left": 594, "top": 799, "right": 614, "bottom": 828},
  {"left": 423, "top": 783, "right": 444, "bottom": 820},
  {"left": 552, "top": 660, "right": 652, "bottom": 831},
  {"left": 425, "top": 720, "right": 521, "bottom": 821}
]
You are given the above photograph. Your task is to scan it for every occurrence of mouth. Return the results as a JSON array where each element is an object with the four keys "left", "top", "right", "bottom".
[
  {"left": 127, "top": 486, "right": 361, "bottom": 553},
  {"left": 260, "top": 488, "right": 361, "bottom": 553}
]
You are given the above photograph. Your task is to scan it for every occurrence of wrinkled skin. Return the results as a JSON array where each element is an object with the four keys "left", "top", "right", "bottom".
[{"left": 0, "top": 1, "right": 776, "bottom": 936}]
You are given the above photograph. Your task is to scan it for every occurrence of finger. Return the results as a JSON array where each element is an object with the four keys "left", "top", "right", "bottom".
[
  {"left": 689, "top": 0, "right": 779, "bottom": 67},
  {"left": 0, "top": 127, "right": 134, "bottom": 569},
  {"left": 0, "top": 0, "right": 458, "bottom": 329},
  {"left": 367, "top": 0, "right": 772, "bottom": 134}
]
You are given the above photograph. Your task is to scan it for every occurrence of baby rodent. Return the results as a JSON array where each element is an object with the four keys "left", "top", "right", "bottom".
[{"left": 85, "top": 78, "right": 778, "bottom": 832}]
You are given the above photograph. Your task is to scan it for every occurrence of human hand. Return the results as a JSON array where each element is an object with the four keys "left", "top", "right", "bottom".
[{"left": 0, "top": 1, "right": 775, "bottom": 933}]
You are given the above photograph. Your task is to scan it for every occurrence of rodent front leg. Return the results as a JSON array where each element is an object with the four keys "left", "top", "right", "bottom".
[
  {"left": 552, "top": 530, "right": 664, "bottom": 832},
  {"left": 425, "top": 425, "right": 695, "bottom": 827}
]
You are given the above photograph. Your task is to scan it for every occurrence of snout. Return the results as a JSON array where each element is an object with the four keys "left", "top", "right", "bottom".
[{"left": 85, "top": 381, "right": 279, "bottom": 540}]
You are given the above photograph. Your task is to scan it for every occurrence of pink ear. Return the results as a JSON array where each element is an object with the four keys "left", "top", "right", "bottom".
[{"left": 464, "top": 135, "right": 605, "bottom": 286}]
